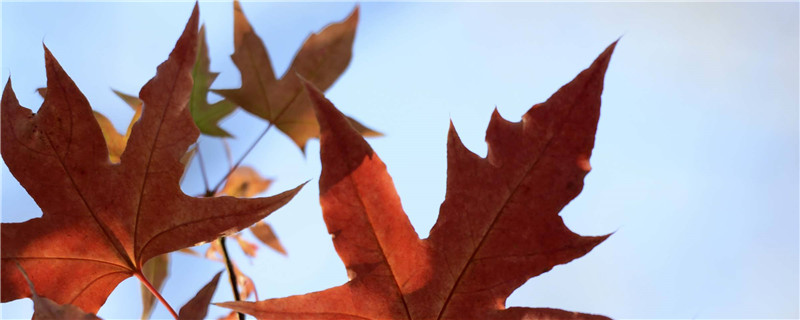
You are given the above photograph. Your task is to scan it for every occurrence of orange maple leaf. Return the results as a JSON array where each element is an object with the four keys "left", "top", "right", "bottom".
[
  {"left": 0, "top": 5, "right": 301, "bottom": 314},
  {"left": 214, "top": 0, "right": 380, "bottom": 151},
  {"left": 219, "top": 42, "right": 617, "bottom": 319}
]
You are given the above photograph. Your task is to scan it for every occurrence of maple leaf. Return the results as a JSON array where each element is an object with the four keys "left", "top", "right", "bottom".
[
  {"left": 217, "top": 166, "right": 273, "bottom": 198},
  {"left": 251, "top": 220, "right": 287, "bottom": 256},
  {"left": 178, "top": 272, "right": 223, "bottom": 320},
  {"left": 0, "top": 4, "right": 302, "bottom": 314},
  {"left": 190, "top": 24, "right": 237, "bottom": 137},
  {"left": 16, "top": 263, "right": 101, "bottom": 320},
  {"left": 214, "top": 0, "right": 380, "bottom": 151},
  {"left": 20, "top": 258, "right": 220, "bottom": 320},
  {"left": 38, "top": 88, "right": 178, "bottom": 320},
  {"left": 218, "top": 42, "right": 617, "bottom": 319},
  {"left": 36, "top": 88, "right": 142, "bottom": 163},
  {"left": 41, "top": 22, "right": 235, "bottom": 140},
  {"left": 176, "top": 165, "right": 286, "bottom": 316}
]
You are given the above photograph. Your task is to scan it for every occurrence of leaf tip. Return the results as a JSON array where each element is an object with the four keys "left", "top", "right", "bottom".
[
  {"left": 41, "top": 44, "right": 62, "bottom": 79},
  {"left": 447, "top": 119, "right": 467, "bottom": 153},
  {"left": 347, "top": 4, "right": 360, "bottom": 25},
  {"left": 585, "top": 233, "right": 614, "bottom": 255},
  {"left": 188, "top": 2, "right": 201, "bottom": 38},
  {"left": 299, "top": 76, "right": 331, "bottom": 119},
  {"left": 3, "top": 76, "right": 12, "bottom": 93},
  {"left": 232, "top": 0, "right": 253, "bottom": 48},
  {"left": 275, "top": 181, "right": 308, "bottom": 206},
  {"left": 211, "top": 270, "right": 223, "bottom": 283},
  {"left": 41, "top": 42, "right": 52, "bottom": 58},
  {"left": 177, "top": 271, "right": 223, "bottom": 320},
  {"left": 489, "top": 107, "right": 503, "bottom": 122},
  {"left": 592, "top": 40, "right": 618, "bottom": 74},
  {"left": 191, "top": 1, "right": 200, "bottom": 22},
  {"left": 169, "top": 1, "right": 200, "bottom": 62},
  {"left": 214, "top": 301, "right": 257, "bottom": 317}
]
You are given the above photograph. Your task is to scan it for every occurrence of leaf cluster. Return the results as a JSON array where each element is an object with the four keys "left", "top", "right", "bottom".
[{"left": 1, "top": 2, "right": 617, "bottom": 319}]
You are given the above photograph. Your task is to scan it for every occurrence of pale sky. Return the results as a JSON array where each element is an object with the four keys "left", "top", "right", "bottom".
[{"left": 2, "top": 1, "right": 798, "bottom": 319}]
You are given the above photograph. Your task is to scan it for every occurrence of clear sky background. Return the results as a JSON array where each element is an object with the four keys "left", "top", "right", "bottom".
[{"left": 1, "top": 1, "right": 798, "bottom": 319}]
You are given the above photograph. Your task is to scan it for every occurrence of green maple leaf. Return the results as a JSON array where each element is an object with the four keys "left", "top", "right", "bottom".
[{"left": 190, "top": 24, "right": 236, "bottom": 137}]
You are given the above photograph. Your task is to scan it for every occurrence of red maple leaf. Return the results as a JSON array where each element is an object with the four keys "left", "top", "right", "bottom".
[
  {"left": 219, "top": 41, "right": 617, "bottom": 319},
  {"left": 1, "top": 5, "right": 301, "bottom": 314}
]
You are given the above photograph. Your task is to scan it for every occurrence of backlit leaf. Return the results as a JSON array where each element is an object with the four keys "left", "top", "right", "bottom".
[
  {"left": 178, "top": 272, "right": 223, "bottom": 320},
  {"left": 219, "top": 42, "right": 617, "bottom": 319},
  {"left": 189, "top": 25, "right": 236, "bottom": 137},
  {"left": 0, "top": 5, "right": 302, "bottom": 313},
  {"left": 214, "top": 0, "right": 380, "bottom": 151}
]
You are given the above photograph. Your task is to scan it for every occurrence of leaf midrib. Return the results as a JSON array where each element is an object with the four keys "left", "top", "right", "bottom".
[
  {"left": 435, "top": 79, "right": 596, "bottom": 319},
  {"left": 132, "top": 53, "right": 188, "bottom": 268},
  {"left": 349, "top": 171, "right": 413, "bottom": 319},
  {"left": 38, "top": 72, "right": 134, "bottom": 271}
]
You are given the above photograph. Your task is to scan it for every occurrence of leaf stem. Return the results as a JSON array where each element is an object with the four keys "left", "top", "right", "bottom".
[
  {"left": 218, "top": 237, "right": 245, "bottom": 320},
  {"left": 210, "top": 122, "right": 274, "bottom": 194},
  {"left": 206, "top": 81, "right": 307, "bottom": 320},
  {"left": 134, "top": 271, "right": 178, "bottom": 320},
  {"left": 210, "top": 86, "right": 301, "bottom": 194}
]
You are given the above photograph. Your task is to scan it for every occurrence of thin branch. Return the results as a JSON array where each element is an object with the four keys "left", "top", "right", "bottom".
[
  {"left": 210, "top": 86, "right": 303, "bottom": 194},
  {"left": 210, "top": 122, "right": 273, "bottom": 194},
  {"left": 222, "top": 138, "right": 234, "bottom": 170},
  {"left": 206, "top": 83, "right": 309, "bottom": 320},
  {"left": 218, "top": 237, "right": 245, "bottom": 320},
  {"left": 196, "top": 143, "right": 211, "bottom": 194}
]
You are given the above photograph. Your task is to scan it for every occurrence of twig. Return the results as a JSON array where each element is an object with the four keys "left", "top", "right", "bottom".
[
  {"left": 218, "top": 237, "right": 245, "bottom": 320},
  {"left": 210, "top": 122, "right": 274, "bottom": 194},
  {"left": 196, "top": 143, "right": 211, "bottom": 194},
  {"left": 206, "top": 82, "right": 308, "bottom": 320},
  {"left": 210, "top": 87, "right": 303, "bottom": 194},
  {"left": 222, "top": 138, "right": 234, "bottom": 170}
]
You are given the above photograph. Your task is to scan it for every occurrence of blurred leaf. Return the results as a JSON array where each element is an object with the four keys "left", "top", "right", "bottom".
[
  {"left": 190, "top": 25, "right": 236, "bottom": 137},
  {"left": 214, "top": 0, "right": 379, "bottom": 151},
  {"left": 217, "top": 166, "right": 287, "bottom": 255},
  {"left": 111, "top": 89, "right": 143, "bottom": 110},
  {"left": 1, "top": 8, "right": 302, "bottom": 313},
  {"left": 178, "top": 248, "right": 202, "bottom": 257},
  {"left": 234, "top": 264, "right": 258, "bottom": 301},
  {"left": 218, "top": 50, "right": 616, "bottom": 317},
  {"left": 232, "top": 234, "right": 259, "bottom": 258},
  {"left": 250, "top": 221, "right": 287, "bottom": 256},
  {"left": 205, "top": 242, "right": 258, "bottom": 301},
  {"left": 218, "top": 312, "right": 240, "bottom": 320},
  {"left": 140, "top": 254, "right": 169, "bottom": 320},
  {"left": 179, "top": 145, "right": 198, "bottom": 184},
  {"left": 217, "top": 166, "right": 272, "bottom": 198},
  {"left": 178, "top": 272, "right": 223, "bottom": 320},
  {"left": 91, "top": 111, "right": 128, "bottom": 163},
  {"left": 36, "top": 88, "right": 142, "bottom": 163},
  {"left": 16, "top": 262, "right": 101, "bottom": 320}
]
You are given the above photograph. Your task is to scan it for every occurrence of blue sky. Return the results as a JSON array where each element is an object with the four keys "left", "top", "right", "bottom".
[{"left": 2, "top": 1, "right": 798, "bottom": 319}]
